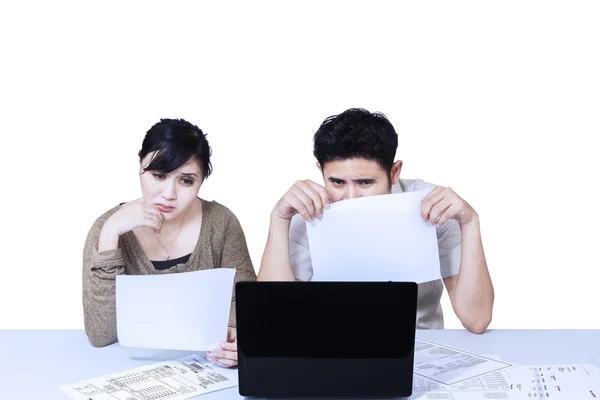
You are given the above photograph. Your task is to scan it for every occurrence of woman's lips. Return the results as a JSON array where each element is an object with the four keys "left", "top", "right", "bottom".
[{"left": 156, "top": 204, "right": 174, "bottom": 213}]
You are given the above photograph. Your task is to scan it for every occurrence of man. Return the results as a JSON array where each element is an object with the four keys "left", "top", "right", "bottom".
[{"left": 257, "top": 108, "right": 494, "bottom": 334}]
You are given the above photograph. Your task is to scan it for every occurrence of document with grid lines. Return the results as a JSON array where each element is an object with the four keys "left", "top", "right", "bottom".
[{"left": 59, "top": 354, "right": 237, "bottom": 400}]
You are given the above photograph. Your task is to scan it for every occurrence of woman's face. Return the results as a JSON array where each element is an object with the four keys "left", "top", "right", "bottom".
[{"left": 139, "top": 153, "right": 203, "bottom": 221}]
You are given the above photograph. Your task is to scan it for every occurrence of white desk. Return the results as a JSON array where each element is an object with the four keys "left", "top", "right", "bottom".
[{"left": 1, "top": 329, "right": 599, "bottom": 399}]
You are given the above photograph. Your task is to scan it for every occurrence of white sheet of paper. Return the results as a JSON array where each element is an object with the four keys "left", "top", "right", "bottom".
[
  {"left": 413, "top": 338, "right": 513, "bottom": 385},
  {"left": 59, "top": 354, "right": 238, "bottom": 400},
  {"left": 410, "top": 390, "right": 523, "bottom": 399},
  {"left": 306, "top": 189, "right": 441, "bottom": 283},
  {"left": 413, "top": 368, "right": 513, "bottom": 391},
  {"left": 116, "top": 269, "right": 235, "bottom": 351},
  {"left": 410, "top": 348, "right": 520, "bottom": 399},
  {"left": 506, "top": 364, "right": 600, "bottom": 398}
]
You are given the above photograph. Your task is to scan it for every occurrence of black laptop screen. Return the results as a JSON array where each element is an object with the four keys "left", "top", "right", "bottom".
[{"left": 236, "top": 281, "right": 418, "bottom": 359}]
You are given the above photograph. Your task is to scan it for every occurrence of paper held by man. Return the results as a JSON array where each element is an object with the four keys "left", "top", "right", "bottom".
[{"left": 306, "top": 188, "right": 441, "bottom": 283}]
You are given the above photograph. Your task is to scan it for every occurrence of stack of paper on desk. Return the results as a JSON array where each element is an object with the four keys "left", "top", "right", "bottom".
[
  {"left": 306, "top": 189, "right": 441, "bottom": 283},
  {"left": 116, "top": 268, "right": 236, "bottom": 351}
]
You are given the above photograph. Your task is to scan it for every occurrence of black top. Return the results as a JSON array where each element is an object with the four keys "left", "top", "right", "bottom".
[{"left": 151, "top": 253, "right": 191, "bottom": 270}]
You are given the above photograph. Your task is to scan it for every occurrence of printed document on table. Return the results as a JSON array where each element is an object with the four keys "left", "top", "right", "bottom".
[
  {"left": 306, "top": 189, "right": 440, "bottom": 283},
  {"left": 410, "top": 369, "right": 519, "bottom": 399},
  {"left": 116, "top": 268, "right": 235, "bottom": 351},
  {"left": 59, "top": 354, "right": 238, "bottom": 400},
  {"left": 506, "top": 364, "right": 600, "bottom": 398},
  {"left": 413, "top": 338, "right": 513, "bottom": 385},
  {"left": 410, "top": 352, "right": 520, "bottom": 399}
]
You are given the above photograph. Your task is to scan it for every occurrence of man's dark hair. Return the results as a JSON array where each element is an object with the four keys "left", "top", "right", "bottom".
[
  {"left": 313, "top": 108, "right": 398, "bottom": 173},
  {"left": 138, "top": 118, "right": 212, "bottom": 181}
]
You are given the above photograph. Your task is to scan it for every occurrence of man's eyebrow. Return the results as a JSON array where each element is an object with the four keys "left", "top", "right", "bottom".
[
  {"left": 328, "top": 177, "right": 346, "bottom": 182},
  {"left": 353, "top": 178, "right": 376, "bottom": 183}
]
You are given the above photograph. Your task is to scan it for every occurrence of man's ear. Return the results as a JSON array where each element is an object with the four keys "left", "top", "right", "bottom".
[
  {"left": 316, "top": 161, "right": 322, "bottom": 174},
  {"left": 390, "top": 160, "right": 403, "bottom": 185}
]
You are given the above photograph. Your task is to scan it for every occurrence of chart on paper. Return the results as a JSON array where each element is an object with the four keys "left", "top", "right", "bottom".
[
  {"left": 59, "top": 354, "right": 238, "bottom": 400},
  {"left": 410, "top": 368, "right": 520, "bottom": 399},
  {"left": 413, "top": 369, "right": 512, "bottom": 392},
  {"left": 506, "top": 364, "right": 600, "bottom": 399},
  {"left": 413, "top": 338, "right": 513, "bottom": 385}
]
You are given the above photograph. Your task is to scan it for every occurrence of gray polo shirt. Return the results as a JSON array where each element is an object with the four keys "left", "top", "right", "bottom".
[{"left": 288, "top": 178, "right": 462, "bottom": 329}]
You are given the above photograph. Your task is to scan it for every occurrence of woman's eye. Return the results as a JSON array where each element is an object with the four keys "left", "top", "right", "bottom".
[
  {"left": 181, "top": 179, "right": 194, "bottom": 185},
  {"left": 153, "top": 173, "right": 166, "bottom": 180}
]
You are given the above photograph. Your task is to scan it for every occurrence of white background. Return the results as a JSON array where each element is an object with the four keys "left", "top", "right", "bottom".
[{"left": 1, "top": 1, "right": 598, "bottom": 330}]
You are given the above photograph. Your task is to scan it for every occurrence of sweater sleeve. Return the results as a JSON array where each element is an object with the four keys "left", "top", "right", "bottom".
[
  {"left": 220, "top": 212, "right": 257, "bottom": 328},
  {"left": 82, "top": 212, "right": 125, "bottom": 347}
]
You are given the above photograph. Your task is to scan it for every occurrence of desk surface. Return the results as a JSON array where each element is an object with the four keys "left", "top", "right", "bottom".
[{"left": 1, "top": 329, "right": 599, "bottom": 399}]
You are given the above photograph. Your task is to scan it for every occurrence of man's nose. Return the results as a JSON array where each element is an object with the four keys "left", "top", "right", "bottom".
[{"left": 346, "top": 185, "right": 360, "bottom": 200}]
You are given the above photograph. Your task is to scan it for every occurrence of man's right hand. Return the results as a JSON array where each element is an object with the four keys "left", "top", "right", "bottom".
[{"left": 272, "top": 180, "right": 330, "bottom": 222}]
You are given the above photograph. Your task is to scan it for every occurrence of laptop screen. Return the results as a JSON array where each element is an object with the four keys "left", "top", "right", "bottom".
[{"left": 236, "top": 281, "right": 417, "bottom": 359}]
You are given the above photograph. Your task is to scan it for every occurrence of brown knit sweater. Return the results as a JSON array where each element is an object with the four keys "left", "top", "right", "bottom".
[{"left": 82, "top": 198, "right": 257, "bottom": 347}]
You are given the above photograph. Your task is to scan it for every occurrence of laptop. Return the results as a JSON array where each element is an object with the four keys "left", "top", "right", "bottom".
[{"left": 235, "top": 281, "right": 418, "bottom": 398}]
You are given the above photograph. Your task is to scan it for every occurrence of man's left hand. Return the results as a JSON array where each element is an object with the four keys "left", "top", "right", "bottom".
[{"left": 421, "top": 186, "right": 478, "bottom": 227}]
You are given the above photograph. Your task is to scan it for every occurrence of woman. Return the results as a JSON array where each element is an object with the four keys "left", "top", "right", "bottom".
[{"left": 82, "top": 118, "right": 255, "bottom": 368}]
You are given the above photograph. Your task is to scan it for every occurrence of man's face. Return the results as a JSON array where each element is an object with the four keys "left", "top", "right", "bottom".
[{"left": 320, "top": 158, "right": 402, "bottom": 202}]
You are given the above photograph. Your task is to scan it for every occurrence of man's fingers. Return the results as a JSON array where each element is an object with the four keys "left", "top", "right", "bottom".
[
  {"left": 291, "top": 187, "right": 316, "bottom": 221},
  {"left": 304, "top": 180, "right": 330, "bottom": 212},
  {"left": 429, "top": 198, "right": 453, "bottom": 225},
  {"left": 295, "top": 181, "right": 324, "bottom": 219},
  {"left": 429, "top": 186, "right": 445, "bottom": 196},
  {"left": 435, "top": 203, "right": 460, "bottom": 226},
  {"left": 422, "top": 186, "right": 444, "bottom": 201},
  {"left": 298, "top": 181, "right": 325, "bottom": 218},
  {"left": 286, "top": 193, "right": 312, "bottom": 222},
  {"left": 421, "top": 188, "right": 448, "bottom": 221}
]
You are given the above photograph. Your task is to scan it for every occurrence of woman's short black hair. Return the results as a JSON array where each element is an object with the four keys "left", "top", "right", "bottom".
[
  {"left": 138, "top": 118, "right": 212, "bottom": 181},
  {"left": 313, "top": 108, "right": 398, "bottom": 173}
]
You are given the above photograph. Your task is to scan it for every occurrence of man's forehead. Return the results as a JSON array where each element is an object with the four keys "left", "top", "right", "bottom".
[{"left": 323, "top": 158, "right": 386, "bottom": 176}]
